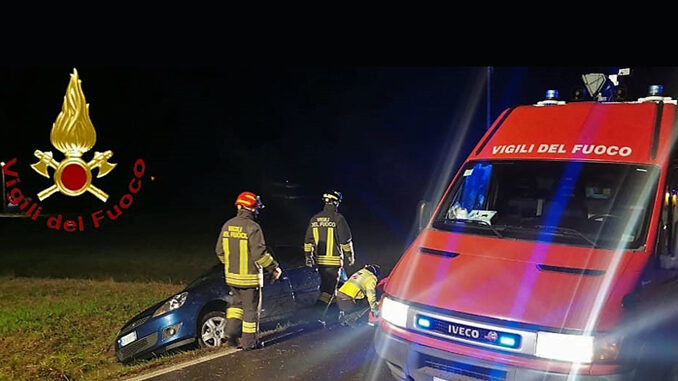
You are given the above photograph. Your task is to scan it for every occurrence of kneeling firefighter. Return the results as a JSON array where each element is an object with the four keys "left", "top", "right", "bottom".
[
  {"left": 215, "top": 191, "right": 281, "bottom": 350},
  {"left": 337, "top": 264, "right": 381, "bottom": 320},
  {"left": 304, "top": 190, "right": 355, "bottom": 306}
]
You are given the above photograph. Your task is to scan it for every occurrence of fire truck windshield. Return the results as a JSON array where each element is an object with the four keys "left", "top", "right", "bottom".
[{"left": 433, "top": 160, "right": 659, "bottom": 250}]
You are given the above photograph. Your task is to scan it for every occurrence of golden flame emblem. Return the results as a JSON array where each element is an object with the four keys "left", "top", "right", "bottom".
[
  {"left": 31, "top": 69, "right": 116, "bottom": 202},
  {"left": 50, "top": 69, "right": 97, "bottom": 157}
]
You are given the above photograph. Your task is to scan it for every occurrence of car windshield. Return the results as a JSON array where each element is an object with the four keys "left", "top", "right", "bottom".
[
  {"left": 432, "top": 160, "right": 659, "bottom": 249},
  {"left": 271, "top": 245, "right": 304, "bottom": 268},
  {"left": 187, "top": 264, "right": 222, "bottom": 289},
  {"left": 186, "top": 245, "right": 302, "bottom": 290}
]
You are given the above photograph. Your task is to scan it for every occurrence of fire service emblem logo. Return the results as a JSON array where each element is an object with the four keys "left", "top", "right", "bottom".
[
  {"left": 2, "top": 68, "right": 148, "bottom": 232},
  {"left": 31, "top": 69, "right": 116, "bottom": 202}
]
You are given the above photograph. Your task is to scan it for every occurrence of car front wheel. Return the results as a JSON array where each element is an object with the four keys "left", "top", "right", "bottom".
[{"left": 199, "top": 311, "right": 228, "bottom": 348}]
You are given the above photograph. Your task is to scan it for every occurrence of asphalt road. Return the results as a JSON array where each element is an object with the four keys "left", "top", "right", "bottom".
[{"left": 147, "top": 324, "right": 393, "bottom": 381}]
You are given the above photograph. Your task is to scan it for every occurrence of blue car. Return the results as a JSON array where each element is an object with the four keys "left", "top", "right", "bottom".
[{"left": 115, "top": 245, "right": 321, "bottom": 363}]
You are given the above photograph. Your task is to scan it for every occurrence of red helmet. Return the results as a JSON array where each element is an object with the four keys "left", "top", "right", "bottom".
[{"left": 235, "top": 191, "right": 264, "bottom": 209}]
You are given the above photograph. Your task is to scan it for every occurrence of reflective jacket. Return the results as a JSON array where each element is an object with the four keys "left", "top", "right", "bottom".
[
  {"left": 304, "top": 203, "right": 354, "bottom": 267},
  {"left": 215, "top": 209, "right": 278, "bottom": 288},
  {"left": 338, "top": 268, "right": 378, "bottom": 311}
]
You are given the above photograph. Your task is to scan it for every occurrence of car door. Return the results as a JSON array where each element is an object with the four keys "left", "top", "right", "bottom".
[
  {"left": 270, "top": 244, "right": 321, "bottom": 309},
  {"left": 260, "top": 247, "right": 296, "bottom": 322},
  {"left": 284, "top": 265, "right": 321, "bottom": 309},
  {"left": 271, "top": 245, "right": 322, "bottom": 310}
]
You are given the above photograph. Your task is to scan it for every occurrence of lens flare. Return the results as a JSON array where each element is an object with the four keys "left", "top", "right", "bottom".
[
  {"left": 368, "top": 67, "right": 489, "bottom": 381},
  {"left": 566, "top": 106, "right": 678, "bottom": 380}
]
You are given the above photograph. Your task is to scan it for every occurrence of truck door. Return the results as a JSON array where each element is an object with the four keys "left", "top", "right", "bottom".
[
  {"left": 648, "top": 166, "right": 678, "bottom": 283},
  {"left": 623, "top": 167, "right": 678, "bottom": 375}
]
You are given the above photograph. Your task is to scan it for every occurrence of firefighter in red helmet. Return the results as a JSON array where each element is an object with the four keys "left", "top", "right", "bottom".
[
  {"left": 304, "top": 190, "right": 355, "bottom": 309},
  {"left": 215, "top": 191, "right": 281, "bottom": 350}
]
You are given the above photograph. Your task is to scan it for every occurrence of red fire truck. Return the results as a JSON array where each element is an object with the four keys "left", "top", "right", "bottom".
[{"left": 375, "top": 70, "right": 678, "bottom": 380}]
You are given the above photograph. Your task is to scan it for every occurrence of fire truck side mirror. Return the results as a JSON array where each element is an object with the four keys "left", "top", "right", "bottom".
[
  {"left": 417, "top": 200, "right": 432, "bottom": 233},
  {"left": 660, "top": 253, "right": 678, "bottom": 271},
  {"left": 659, "top": 222, "right": 678, "bottom": 270}
]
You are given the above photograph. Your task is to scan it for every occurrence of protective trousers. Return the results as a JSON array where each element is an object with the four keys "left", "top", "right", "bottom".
[
  {"left": 225, "top": 287, "right": 262, "bottom": 349},
  {"left": 337, "top": 292, "right": 368, "bottom": 314},
  {"left": 318, "top": 266, "right": 341, "bottom": 304}
]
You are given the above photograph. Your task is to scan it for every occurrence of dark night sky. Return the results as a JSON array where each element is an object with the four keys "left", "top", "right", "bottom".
[{"left": 2, "top": 66, "right": 678, "bottom": 271}]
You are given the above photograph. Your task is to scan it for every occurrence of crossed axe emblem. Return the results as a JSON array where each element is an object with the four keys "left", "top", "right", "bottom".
[
  {"left": 31, "top": 149, "right": 116, "bottom": 202},
  {"left": 31, "top": 68, "right": 118, "bottom": 202}
]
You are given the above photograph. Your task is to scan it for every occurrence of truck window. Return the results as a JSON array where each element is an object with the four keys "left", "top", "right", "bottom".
[
  {"left": 433, "top": 160, "right": 659, "bottom": 250},
  {"left": 445, "top": 162, "right": 493, "bottom": 221},
  {"left": 643, "top": 168, "right": 678, "bottom": 283}
]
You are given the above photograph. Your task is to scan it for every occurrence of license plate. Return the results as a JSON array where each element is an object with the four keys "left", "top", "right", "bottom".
[{"left": 120, "top": 331, "right": 137, "bottom": 347}]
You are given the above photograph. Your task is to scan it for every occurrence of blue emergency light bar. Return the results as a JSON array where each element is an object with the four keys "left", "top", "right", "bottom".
[
  {"left": 417, "top": 317, "right": 432, "bottom": 328},
  {"left": 498, "top": 335, "right": 517, "bottom": 347},
  {"left": 545, "top": 89, "right": 559, "bottom": 100},
  {"left": 649, "top": 85, "right": 663, "bottom": 96}
]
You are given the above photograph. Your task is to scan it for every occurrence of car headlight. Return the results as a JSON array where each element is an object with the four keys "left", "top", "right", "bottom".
[
  {"left": 535, "top": 331, "right": 594, "bottom": 363},
  {"left": 152, "top": 292, "right": 188, "bottom": 318},
  {"left": 381, "top": 297, "right": 409, "bottom": 328}
]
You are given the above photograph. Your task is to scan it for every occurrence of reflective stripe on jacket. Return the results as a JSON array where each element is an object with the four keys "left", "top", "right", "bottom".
[
  {"left": 304, "top": 203, "right": 354, "bottom": 267},
  {"left": 215, "top": 209, "right": 278, "bottom": 288},
  {"left": 338, "top": 269, "right": 377, "bottom": 310}
]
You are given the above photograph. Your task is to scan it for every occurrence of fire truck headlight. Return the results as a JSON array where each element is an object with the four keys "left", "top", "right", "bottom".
[
  {"left": 381, "top": 297, "right": 409, "bottom": 328},
  {"left": 535, "top": 331, "right": 594, "bottom": 363}
]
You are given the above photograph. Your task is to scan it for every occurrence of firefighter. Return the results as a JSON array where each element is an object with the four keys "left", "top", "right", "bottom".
[
  {"left": 304, "top": 190, "right": 355, "bottom": 308},
  {"left": 337, "top": 264, "right": 381, "bottom": 322},
  {"left": 215, "top": 191, "right": 281, "bottom": 350}
]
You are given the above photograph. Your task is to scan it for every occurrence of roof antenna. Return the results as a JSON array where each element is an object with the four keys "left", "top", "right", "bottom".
[{"left": 582, "top": 68, "right": 631, "bottom": 101}]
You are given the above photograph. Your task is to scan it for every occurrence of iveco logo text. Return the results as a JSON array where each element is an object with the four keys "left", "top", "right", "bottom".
[{"left": 448, "top": 324, "right": 480, "bottom": 339}]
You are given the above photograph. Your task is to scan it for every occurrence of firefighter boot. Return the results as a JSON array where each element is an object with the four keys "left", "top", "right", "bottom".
[{"left": 225, "top": 336, "right": 239, "bottom": 348}]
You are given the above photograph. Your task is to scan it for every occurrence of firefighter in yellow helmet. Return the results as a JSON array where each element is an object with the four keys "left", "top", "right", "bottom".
[
  {"left": 304, "top": 190, "right": 355, "bottom": 307},
  {"left": 215, "top": 191, "right": 281, "bottom": 350},
  {"left": 337, "top": 264, "right": 380, "bottom": 323}
]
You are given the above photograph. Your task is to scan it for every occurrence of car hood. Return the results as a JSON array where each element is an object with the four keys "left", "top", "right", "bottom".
[
  {"left": 119, "top": 299, "right": 165, "bottom": 333},
  {"left": 385, "top": 229, "right": 641, "bottom": 331}
]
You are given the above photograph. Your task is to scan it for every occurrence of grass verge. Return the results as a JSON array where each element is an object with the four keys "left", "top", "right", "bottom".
[
  {"left": 0, "top": 276, "right": 300, "bottom": 381},
  {"left": 0, "top": 276, "right": 186, "bottom": 380}
]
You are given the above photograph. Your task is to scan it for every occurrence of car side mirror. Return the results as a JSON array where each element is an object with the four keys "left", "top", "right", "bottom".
[
  {"left": 660, "top": 235, "right": 678, "bottom": 270},
  {"left": 417, "top": 200, "right": 432, "bottom": 233}
]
